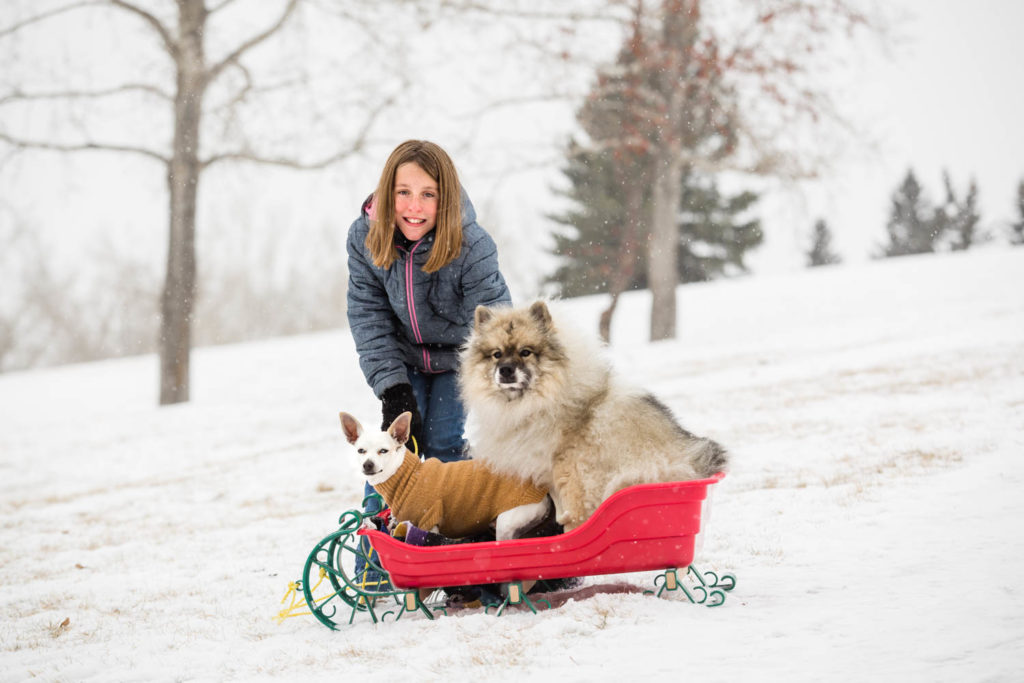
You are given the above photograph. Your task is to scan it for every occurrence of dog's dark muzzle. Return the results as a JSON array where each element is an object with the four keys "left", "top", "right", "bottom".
[
  {"left": 362, "top": 460, "right": 378, "bottom": 476},
  {"left": 497, "top": 363, "right": 519, "bottom": 383}
]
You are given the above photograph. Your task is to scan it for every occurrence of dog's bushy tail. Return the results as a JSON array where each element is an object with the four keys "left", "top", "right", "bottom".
[
  {"left": 640, "top": 392, "right": 730, "bottom": 478},
  {"left": 685, "top": 437, "right": 729, "bottom": 478}
]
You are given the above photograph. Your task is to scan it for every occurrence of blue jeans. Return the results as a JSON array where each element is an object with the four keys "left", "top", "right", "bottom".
[{"left": 407, "top": 367, "right": 467, "bottom": 463}]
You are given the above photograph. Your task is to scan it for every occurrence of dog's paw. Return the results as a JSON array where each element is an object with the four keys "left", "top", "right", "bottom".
[{"left": 555, "top": 510, "right": 579, "bottom": 530}]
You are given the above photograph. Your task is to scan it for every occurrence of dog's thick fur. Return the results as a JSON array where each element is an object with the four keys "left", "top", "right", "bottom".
[
  {"left": 339, "top": 411, "right": 550, "bottom": 540},
  {"left": 459, "top": 301, "right": 728, "bottom": 531}
]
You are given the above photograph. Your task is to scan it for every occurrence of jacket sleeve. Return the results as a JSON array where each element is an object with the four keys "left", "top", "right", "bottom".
[
  {"left": 459, "top": 227, "right": 512, "bottom": 320},
  {"left": 346, "top": 220, "right": 410, "bottom": 397}
]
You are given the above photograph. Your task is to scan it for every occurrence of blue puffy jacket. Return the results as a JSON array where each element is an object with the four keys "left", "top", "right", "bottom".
[{"left": 346, "top": 191, "right": 512, "bottom": 398}]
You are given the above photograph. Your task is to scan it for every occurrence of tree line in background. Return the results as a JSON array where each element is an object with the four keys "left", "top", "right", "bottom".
[
  {"left": 7, "top": 161, "right": 1018, "bottom": 373},
  {"left": 805, "top": 171, "right": 1024, "bottom": 267},
  {"left": 550, "top": 158, "right": 1024, "bottom": 311}
]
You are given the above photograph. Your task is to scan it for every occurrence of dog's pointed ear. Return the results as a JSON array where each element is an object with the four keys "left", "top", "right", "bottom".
[
  {"left": 529, "top": 300, "right": 553, "bottom": 328},
  {"left": 388, "top": 411, "right": 412, "bottom": 446},
  {"left": 339, "top": 412, "right": 362, "bottom": 445},
  {"left": 474, "top": 305, "right": 493, "bottom": 328}
]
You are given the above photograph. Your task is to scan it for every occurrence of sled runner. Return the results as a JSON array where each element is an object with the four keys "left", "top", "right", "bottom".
[{"left": 284, "top": 473, "right": 735, "bottom": 630}]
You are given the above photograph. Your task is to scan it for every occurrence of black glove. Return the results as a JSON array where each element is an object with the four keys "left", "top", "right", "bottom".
[{"left": 380, "top": 383, "right": 423, "bottom": 448}]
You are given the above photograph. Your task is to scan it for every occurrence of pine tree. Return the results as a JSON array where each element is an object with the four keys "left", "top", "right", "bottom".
[
  {"left": 560, "top": 21, "right": 662, "bottom": 341},
  {"left": 548, "top": 154, "right": 761, "bottom": 293},
  {"left": 877, "top": 169, "right": 937, "bottom": 258},
  {"left": 547, "top": 142, "right": 634, "bottom": 298},
  {"left": 548, "top": 3, "right": 749, "bottom": 341},
  {"left": 1010, "top": 179, "right": 1024, "bottom": 246},
  {"left": 949, "top": 178, "right": 981, "bottom": 251},
  {"left": 676, "top": 174, "right": 762, "bottom": 282},
  {"left": 933, "top": 171, "right": 985, "bottom": 251},
  {"left": 807, "top": 218, "right": 842, "bottom": 267},
  {"left": 930, "top": 169, "right": 958, "bottom": 247}
]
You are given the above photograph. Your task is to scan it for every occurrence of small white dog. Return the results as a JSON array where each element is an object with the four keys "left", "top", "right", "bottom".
[{"left": 340, "top": 411, "right": 550, "bottom": 541}]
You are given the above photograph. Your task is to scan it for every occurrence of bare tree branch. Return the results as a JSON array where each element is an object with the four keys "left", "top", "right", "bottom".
[
  {"left": 208, "top": 61, "right": 256, "bottom": 117},
  {"left": 208, "top": 66, "right": 309, "bottom": 118},
  {"left": 107, "top": 0, "right": 178, "bottom": 58},
  {"left": 306, "top": 0, "right": 418, "bottom": 42},
  {"left": 453, "top": 92, "right": 584, "bottom": 121},
  {"left": 205, "top": 0, "right": 302, "bottom": 85},
  {"left": 438, "top": 0, "right": 626, "bottom": 23},
  {"left": 208, "top": 0, "right": 243, "bottom": 15},
  {"left": 201, "top": 90, "right": 396, "bottom": 170},
  {"left": 200, "top": 145, "right": 365, "bottom": 170},
  {"left": 0, "top": 131, "right": 169, "bottom": 164},
  {"left": 0, "top": 83, "right": 172, "bottom": 106},
  {"left": 0, "top": 1, "right": 105, "bottom": 39}
]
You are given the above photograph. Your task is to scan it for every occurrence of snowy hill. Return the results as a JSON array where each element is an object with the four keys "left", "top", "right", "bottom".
[{"left": 2, "top": 248, "right": 1022, "bottom": 681}]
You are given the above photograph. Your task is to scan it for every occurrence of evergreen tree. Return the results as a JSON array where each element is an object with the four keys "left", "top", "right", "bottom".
[
  {"left": 556, "top": 23, "right": 662, "bottom": 340},
  {"left": 547, "top": 143, "right": 633, "bottom": 298},
  {"left": 553, "top": 2, "right": 744, "bottom": 341},
  {"left": 933, "top": 171, "right": 985, "bottom": 251},
  {"left": 930, "top": 169, "right": 958, "bottom": 247},
  {"left": 548, "top": 153, "right": 761, "bottom": 295},
  {"left": 949, "top": 177, "right": 981, "bottom": 251},
  {"left": 548, "top": 5, "right": 756, "bottom": 341},
  {"left": 676, "top": 174, "right": 762, "bottom": 283},
  {"left": 877, "top": 169, "right": 938, "bottom": 258},
  {"left": 1011, "top": 179, "right": 1024, "bottom": 246},
  {"left": 807, "top": 218, "right": 842, "bottom": 267}
]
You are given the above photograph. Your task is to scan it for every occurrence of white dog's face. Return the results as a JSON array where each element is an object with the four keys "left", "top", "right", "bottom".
[{"left": 339, "top": 412, "right": 412, "bottom": 486}]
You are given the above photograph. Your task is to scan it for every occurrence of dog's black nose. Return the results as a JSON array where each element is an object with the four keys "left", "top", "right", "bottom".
[
  {"left": 498, "top": 364, "right": 517, "bottom": 382},
  {"left": 362, "top": 460, "right": 375, "bottom": 475}
]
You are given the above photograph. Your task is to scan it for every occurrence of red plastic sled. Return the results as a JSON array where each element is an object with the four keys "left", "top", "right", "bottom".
[{"left": 358, "top": 472, "right": 725, "bottom": 590}]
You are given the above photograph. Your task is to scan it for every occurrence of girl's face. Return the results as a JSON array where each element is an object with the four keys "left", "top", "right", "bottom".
[{"left": 393, "top": 162, "right": 438, "bottom": 241}]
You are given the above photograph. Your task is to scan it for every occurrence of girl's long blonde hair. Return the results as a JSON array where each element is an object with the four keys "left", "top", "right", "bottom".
[{"left": 365, "top": 140, "right": 463, "bottom": 273}]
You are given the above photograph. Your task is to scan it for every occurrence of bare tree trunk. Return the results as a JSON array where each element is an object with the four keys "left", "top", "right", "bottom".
[
  {"left": 159, "top": 1, "right": 206, "bottom": 405},
  {"left": 647, "top": 154, "right": 682, "bottom": 340},
  {"left": 646, "top": 0, "right": 698, "bottom": 342}
]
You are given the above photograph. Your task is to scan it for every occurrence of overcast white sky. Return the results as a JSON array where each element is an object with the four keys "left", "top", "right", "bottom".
[{"left": 748, "top": 0, "right": 1024, "bottom": 271}]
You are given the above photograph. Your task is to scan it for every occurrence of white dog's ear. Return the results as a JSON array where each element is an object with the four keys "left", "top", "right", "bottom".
[
  {"left": 339, "top": 412, "right": 363, "bottom": 445},
  {"left": 529, "top": 300, "right": 552, "bottom": 328},
  {"left": 388, "top": 411, "right": 412, "bottom": 446},
  {"left": 474, "top": 305, "right": 493, "bottom": 328}
]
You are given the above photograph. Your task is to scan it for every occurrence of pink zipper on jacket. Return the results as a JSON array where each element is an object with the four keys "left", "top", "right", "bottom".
[{"left": 403, "top": 239, "right": 432, "bottom": 372}]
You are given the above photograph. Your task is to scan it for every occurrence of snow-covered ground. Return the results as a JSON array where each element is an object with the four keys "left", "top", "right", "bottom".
[{"left": 2, "top": 248, "right": 1022, "bottom": 682}]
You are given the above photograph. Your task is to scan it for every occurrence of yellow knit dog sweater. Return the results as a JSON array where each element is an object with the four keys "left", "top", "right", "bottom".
[{"left": 372, "top": 451, "right": 548, "bottom": 539}]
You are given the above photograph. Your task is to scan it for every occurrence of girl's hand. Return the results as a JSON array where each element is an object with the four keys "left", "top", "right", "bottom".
[{"left": 380, "top": 383, "right": 423, "bottom": 448}]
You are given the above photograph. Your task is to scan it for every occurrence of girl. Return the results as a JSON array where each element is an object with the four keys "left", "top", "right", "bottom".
[{"left": 346, "top": 139, "right": 511, "bottom": 497}]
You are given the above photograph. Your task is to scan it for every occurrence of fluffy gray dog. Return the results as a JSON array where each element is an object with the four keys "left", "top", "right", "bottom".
[{"left": 459, "top": 301, "right": 728, "bottom": 531}]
